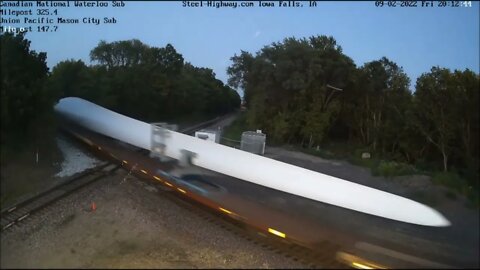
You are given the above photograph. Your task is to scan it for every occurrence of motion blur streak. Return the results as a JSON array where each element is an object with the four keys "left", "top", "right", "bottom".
[
  {"left": 267, "top": 228, "right": 286, "bottom": 238},
  {"left": 352, "top": 262, "right": 374, "bottom": 269},
  {"left": 337, "top": 252, "right": 387, "bottom": 269},
  {"left": 54, "top": 97, "right": 451, "bottom": 227},
  {"left": 219, "top": 207, "right": 233, "bottom": 214}
]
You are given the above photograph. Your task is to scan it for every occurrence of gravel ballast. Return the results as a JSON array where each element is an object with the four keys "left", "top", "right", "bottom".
[
  {"left": 0, "top": 168, "right": 307, "bottom": 269},
  {"left": 54, "top": 136, "right": 101, "bottom": 178}
]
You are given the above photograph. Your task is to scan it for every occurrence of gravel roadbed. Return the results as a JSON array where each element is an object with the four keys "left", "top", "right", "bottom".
[{"left": 0, "top": 168, "right": 307, "bottom": 269}]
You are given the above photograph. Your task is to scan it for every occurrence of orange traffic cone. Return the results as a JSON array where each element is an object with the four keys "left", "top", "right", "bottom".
[{"left": 91, "top": 202, "right": 96, "bottom": 212}]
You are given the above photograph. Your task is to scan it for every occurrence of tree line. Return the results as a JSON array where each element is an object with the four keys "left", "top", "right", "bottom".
[
  {"left": 1, "top": 32, "right": 57, "bottom": 156},
  {"left": 227, "top": 35, "right": 479, "bottom": 189},
  {"left": 1, "top": 33, "right": 477, "bottom": 191},
  {"left": 52, "top": 39, "right": 241, "bottom": 121},
  {"left": 1, "top": 33, "right": 240, "bottom": 160}
]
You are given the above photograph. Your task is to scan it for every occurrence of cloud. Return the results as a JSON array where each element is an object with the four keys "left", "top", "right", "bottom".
[{"left": 254, "top": 30, "right": 261, "bottom": 38}]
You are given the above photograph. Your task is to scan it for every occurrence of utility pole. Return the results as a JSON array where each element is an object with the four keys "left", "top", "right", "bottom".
[{"left": 322, "top": 84, "right": 344, "bottom": 112}]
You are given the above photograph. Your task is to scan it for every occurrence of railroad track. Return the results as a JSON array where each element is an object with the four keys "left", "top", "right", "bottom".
[
  {"left": 148, "top": 114, "right": 353, "bottom": 267},
  {"left": 0, "top": 114, "right": 230, "bottom": 233},
  {"left": 179, "top": 116, "right": 222, "bottom": 135},
  {"left": 1, "top": 113, "right": 359, "bottom": 268},
  {"left": 0, "top": 162, "right": 120, "bottom": 232},
  {"left": 130, "top": 170, "right": 350, "bottom": 269},
  {"left": 78, "top": 112, "right": 357, "bottom": 268}
]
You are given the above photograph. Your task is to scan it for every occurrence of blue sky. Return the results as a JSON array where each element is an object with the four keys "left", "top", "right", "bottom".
[{"left": 9, "top": 1, "right": 480, "bottom": 91}]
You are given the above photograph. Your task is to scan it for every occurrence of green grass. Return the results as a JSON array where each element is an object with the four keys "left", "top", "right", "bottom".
[
  {"left": 295, "top": 141, "right": 478, "bottom": 208},
  {"left": 221, "top": 112, "right": 248, "bottom": 147},
  {"left": 0, "top": 149, "right": 62, "bottom": 208},
  {"left": 431, "top": 171, "right": 465, "bottom": 190},
  {"left": 371, "top": 160, "right": 417, "bottom": 178},
  {"left": 297, "top": 142, "right": 418, "bottom": 178},
  {"left": 465, "top": 190, "right": 480, "bottom": 209},
  {"left": 220, "top": 116, "right": 479, "bottom": 209},
  {"left": 431, "top": 171, "right": 480, "bottom": 208}
]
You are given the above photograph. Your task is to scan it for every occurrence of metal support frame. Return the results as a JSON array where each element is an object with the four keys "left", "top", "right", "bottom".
[
  {"left": 179, "top": 149, "right": 197, "bottom": 167},
  {"left": 150, "top": 122, "right": 177, "bottom": 161}
]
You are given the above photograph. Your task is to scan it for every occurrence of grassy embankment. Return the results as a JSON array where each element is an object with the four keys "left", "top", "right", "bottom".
[
  {"left": 220, "top": 112, "right": 248, "bottom": 148},
  {"left": 0, "top": 134, "right": 63, "bottom": 208},
  {"left": 221, "top": 112, "right": 479, "bottom": 208}
]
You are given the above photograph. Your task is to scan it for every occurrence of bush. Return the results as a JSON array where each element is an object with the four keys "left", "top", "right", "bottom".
[
  {"left": 431, "top": 171, "right": 479, "bottom": 208},
  {"left": 465, "top": 190, "right": 480, "bottom": 209},
  {"left": 372, "top": 161, "right": 396, "bottom": 177},
  {"left": 221, "top": 112, "right": 248, "bottom": 146},
  {"left": 372, "top": 160, "right": 417, "bottom": 178},
  {"left": 444, "top": 190, "right": 457, "bottom": 201},
  {"left": 432, "top": 172, "right": 464, "bottom": 191}
]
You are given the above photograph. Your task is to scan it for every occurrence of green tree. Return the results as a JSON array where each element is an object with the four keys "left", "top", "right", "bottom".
[
  {"left": 49, "top": 60, "right": 93, "bottom": 98},
  {"left": 227, "top": 35, "right": 356, "bottom": 146},
  {"left": 342, "top": 57, "right": 411, "bottom": 155},
  {"left": 227, "top": 50, "right": 255, "bottom": 106},
  {"left": 0, "top": 33, "right": 57, "bottom": 149},
  {"left": 90, "top": 39, "right": 149, "bottom": 68},
  {"left": 87, "top": 39, "right": 238, "bottom": 122},
  {"left": 413, "top": 67, "right": 458, "bottom": 172},
  {"left": 450, "top": 69, "right": 479, "bottom": 185},
  {"left": 49, "top": 60, "right": 118, "bottom": 109}
]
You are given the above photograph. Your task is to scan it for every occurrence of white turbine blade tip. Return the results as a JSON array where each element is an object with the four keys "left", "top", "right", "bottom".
[
  {"left": 413, "top": 204, "right": 451, "bottom": 227},
  {"left": 426, "top": 212, "right": 451, "bottom": 227}
]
